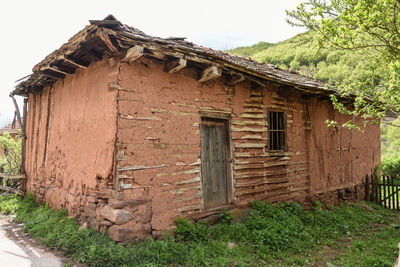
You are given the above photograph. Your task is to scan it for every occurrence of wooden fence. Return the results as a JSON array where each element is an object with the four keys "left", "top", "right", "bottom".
[
  {"left": 365, "top": 174, "right": 400, "bottom": 210},
  {"left": 0, "top": 173, "right": 26, "bottom": 195}
]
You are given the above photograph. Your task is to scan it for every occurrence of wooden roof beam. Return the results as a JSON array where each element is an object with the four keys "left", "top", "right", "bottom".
[
  {"left": 165, "top": 58, "right": 187, "bottom": 73},
  {"left": 98, "top": 33, "right": 119, "bottom": 53},
  {"left": 60, "top": 56, "right": 88, "bottom": 69},
  {"left": 226, "top": 74, "right": 245, "bottom": 86},
  {"left": 198, "top": 65, "right": 222, "bottom": 83},
  {"left": 39, "top": 69, "right": 65, "bottom": 80},
  {"left": 41, "top": 66, "right": 71, "bottom": 76},
  {"left": 123, "top": 45, "right": 144, "bottom": 64}
]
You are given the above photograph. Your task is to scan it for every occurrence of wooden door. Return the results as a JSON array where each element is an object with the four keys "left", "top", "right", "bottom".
[{"left": 201, "top": 118, "right": 231, "bottom": 209}]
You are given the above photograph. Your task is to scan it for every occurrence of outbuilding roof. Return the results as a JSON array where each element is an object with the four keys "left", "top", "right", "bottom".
[
  {"left": 13, "top": 15, "right": 331, "bottom": 96},
  {"left": 0, "top": 121, "right": 20, "bottom": 135}
]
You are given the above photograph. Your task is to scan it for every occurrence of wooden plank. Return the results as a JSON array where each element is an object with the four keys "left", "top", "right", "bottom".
[
  {"left": 165, "top": 58, "right": 187, "bottom": 73},
  {"left": 10, "top": 94, "right": 23, "bottom": 130},
  {"left": 21, "top": 98, "right": 28, "bottom": 193},
  {"left": 61, "top": 56, "right": 88, "bottom": 69},
  {"left": 98, "top": 33, "right": 119, "bottom": 53},
  {"left": 392, "top": 176, "right": 395, "bottom": 210},
  {"left": 383, "top": 176, "right": 387, "bottom": 208},
  {"left": 199, "top": 110, "right": 231, "bottom": 119},
  {"left": 198, "top": 65, "right": 222, "bottom": 83},
  {"left": 0, "top": 185, "right": 24, "bottom": 195},
  {"left": 226, "top": 74, "right": 245, "bottom": 86},
  {"left": 0, "top": 173, "right": 26, "bottom": 179},
  {"left": 123, "top": 45, "right": 144, "bottom": 64},
  {"left": 117, "top": 164, "right": 168, "bottom": 172},
  {"left": 43, "top": 66, "right": 72, "bottom": 75}
]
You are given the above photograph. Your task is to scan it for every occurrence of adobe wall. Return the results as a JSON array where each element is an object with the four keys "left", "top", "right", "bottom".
[
  {"left": 110, "top": 57, "right": 380, "bottom": 241},
  {"left": 25, "top": 58, "right": 119, "bottom": 215}
]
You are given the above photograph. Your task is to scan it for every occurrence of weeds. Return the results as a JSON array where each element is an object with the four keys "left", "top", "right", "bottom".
[{"left": 0, "top": 193, "right": 398, "bottom": 266}]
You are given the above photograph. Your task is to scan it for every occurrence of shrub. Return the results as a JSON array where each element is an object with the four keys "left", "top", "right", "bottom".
[
  {"left": 381, "top": 151, "right": 400, "bottom": 177},
  {"left": 174, "top": 217, "right": 209, "bottom": 243}
]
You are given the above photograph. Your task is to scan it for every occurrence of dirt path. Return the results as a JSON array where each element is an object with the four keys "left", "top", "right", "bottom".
[{"left": 0, "top": 214, "right": 79, "bottom": 267}]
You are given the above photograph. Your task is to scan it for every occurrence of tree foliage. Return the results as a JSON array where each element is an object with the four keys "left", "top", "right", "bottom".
[
  {"left": 227, "top": 41, "right": 274, "bottom": 58},
  {"left": 0, "top": 132, "right": 22, "bottom": 175},
  {"left": 286, "top": 0, "right": 400, "bottom": 122}
]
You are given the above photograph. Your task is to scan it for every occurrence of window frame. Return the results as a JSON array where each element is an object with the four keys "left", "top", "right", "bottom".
[{"left": 268, "top": 110, "right": 287, "bottom": 151}]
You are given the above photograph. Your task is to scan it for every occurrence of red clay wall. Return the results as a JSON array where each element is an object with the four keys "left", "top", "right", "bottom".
[{"left": 25, "top": 58, "right": 119, "bottom": 214}]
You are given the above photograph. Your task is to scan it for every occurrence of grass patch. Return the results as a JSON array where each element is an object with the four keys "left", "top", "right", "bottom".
[{"left": 0, "top": 193, "right": 399, "bottom": 266}]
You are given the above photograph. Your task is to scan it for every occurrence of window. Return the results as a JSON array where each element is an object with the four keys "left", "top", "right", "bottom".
[{"left": 268, "top": 111, "right": 286, "bottom": 150}]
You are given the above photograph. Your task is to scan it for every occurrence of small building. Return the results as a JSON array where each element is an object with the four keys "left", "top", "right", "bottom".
[{"left": 13, "top": 16, "right": 380, "bottom": 242}]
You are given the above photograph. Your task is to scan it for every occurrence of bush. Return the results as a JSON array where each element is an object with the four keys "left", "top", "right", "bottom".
[{"left": 381, "top": 152, "right": 400, "bottom": 176}]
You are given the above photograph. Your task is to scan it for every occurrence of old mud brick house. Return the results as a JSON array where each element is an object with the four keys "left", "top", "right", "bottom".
[{"left": 12, "top": 16, "right": 380, "bottom": 242}]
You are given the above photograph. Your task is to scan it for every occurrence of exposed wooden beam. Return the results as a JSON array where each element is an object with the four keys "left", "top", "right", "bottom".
[
  {"left": 61, "top": 56, "right": 88, "bottom": 69},
  {"left": 98, "top": 33, "right": 119, "bottom": 53},
  {"left": 123, "top": 45, "right": 144, "bottom": 64},
  {"left": 9, "top": 94, "right": 23, "bottom": 130},
  {"left": 21, "top": 98, "right": 28, "bottom": 179},
  {"left": 89, "top": 20, "right": 121, "bottom": 28},
  {"left": 226, "top": 74, "right": 245, "bottom": 86},
  {"left": 40, "top": 66, "right": 72, "bottom": 76},
  {"left": 198, "top": 65, "right": 222, "bottom": 83},
  {"left": 0, "top": 173, "right": 26, "bottom": 179},
  {"left": 39, "top": 70, "right": 65, "bottom": 80},
  {"left": 0, "top": 185, "right": 25, "bottom": 195},
  {"left": 165, "top": 58, "right": 187, "bottom": 73}
]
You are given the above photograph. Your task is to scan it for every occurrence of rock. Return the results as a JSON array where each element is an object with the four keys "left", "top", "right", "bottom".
[
  {"left": 98, "top": 198, "right": 108, "bottom": 203},
  {"left": 228, "top": 242, "right": 236, "bottom": 249},
  {"left": 231, "top": 208, "right": 252, "bottom": 223},
  {"left": 108, "top": 198, "right": 151, "bottom": 209},
  {"left": 84, "top": 202, "right": 97, "bottom": 218},
  {"left": 152, "top": 231, "right": 162, "bottom": 239},
  {"left": 139, "top": 204, "right": 152, "bottom": 223},
  {"left": 79, "top": 222, "right": 88, "bottom": 230},
  {"left": 108, "top": 225, "right": 134, "bottom": 241},
  {"left": 87, "top": 196, "right": 98, "bottom": 203},
  {"left": 359, "top": 203, "right": 377, "bottom": 212},
  {"left": 142, "top": 223, "right": 152, "bottom": 233},
  {"left": 101, "top": 220, "right": 114, "bottom": 226},
  {"left": 101, "top": 205, "right": 134, "bottom": 224}
]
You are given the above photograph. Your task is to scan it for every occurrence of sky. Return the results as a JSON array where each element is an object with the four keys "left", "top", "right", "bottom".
[{"left": 0, "top": 0, "right": 306, "bottom": 124}]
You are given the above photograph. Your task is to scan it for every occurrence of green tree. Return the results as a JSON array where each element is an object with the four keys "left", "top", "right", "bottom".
[
  {"left": 287, "top": 0, "right": 400, "bottom": 125},
  {"left": 0, "top": 132, "right": 22, "bottom": 175}
]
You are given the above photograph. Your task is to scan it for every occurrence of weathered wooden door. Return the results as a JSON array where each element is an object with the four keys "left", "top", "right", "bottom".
[{"left": 201, "top": 118, "right": 231, "bottom": 209}]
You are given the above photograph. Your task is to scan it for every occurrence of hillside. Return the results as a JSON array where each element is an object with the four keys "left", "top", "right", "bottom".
[{"left": 227, "top": 31, "right": 382, "bottom": 88}]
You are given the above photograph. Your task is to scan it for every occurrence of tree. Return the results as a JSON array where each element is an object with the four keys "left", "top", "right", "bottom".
[
  {"left": 287, "top": 0, "right": 400, "bottom": 125},
  {"left": 0, "top": 132, "right": 22, "bottom": 174}
]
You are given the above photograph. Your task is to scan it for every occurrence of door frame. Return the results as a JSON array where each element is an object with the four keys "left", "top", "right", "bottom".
[{"left": 199, "top": 111, "right": 233, "bottom": 209}]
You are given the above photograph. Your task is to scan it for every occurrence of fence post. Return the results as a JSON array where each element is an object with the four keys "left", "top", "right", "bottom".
[
  {"left": 392, "top": 176, "right": 395, "bottom": 210},
  {"left": 382, "top": 175, "right": 387, "bottom": 208},
  {"left": 376, "top": 174, "right": 381, "bottom": 205},
  {"left": 365, "top": 174, "right": 370, "bottom": 201}
]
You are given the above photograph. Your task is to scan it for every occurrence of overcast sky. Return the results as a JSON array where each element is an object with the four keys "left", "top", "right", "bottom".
[{"left": 0, "top": 0, "right": 305, "bottom": 124}]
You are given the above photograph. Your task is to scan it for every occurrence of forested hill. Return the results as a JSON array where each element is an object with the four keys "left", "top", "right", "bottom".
[{"left": 227, "top": 31, "right": 379, "bottom": 87}]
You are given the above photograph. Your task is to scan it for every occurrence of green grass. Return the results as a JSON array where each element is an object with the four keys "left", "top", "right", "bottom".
[{"left": 0, "top": 193, "right": 399, "bottom": 266}]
